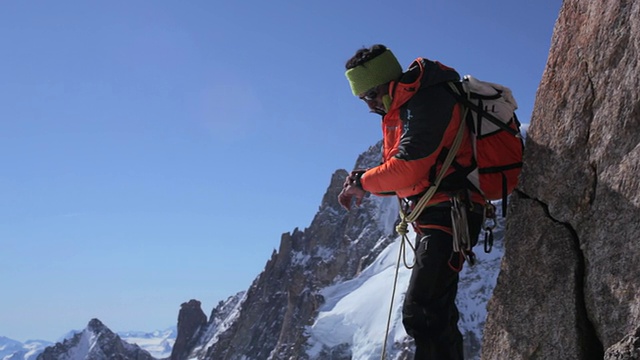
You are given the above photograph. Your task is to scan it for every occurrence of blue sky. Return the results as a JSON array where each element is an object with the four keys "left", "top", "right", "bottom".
[{"left": 0, "top": 1, "right": 561, "bottom": 342}]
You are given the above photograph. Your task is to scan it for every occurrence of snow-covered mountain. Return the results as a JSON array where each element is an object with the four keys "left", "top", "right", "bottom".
[
  {"left": 1, "top": 323, "right": 176, "bottom": 360},
  {"left": 169, "top": 142, "right": 504, "bottom": 360},
  {"left": 37, "top": 319, "right": 155, "bottom": 360}
]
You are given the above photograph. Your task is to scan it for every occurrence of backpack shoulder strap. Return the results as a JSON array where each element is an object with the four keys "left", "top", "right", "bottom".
[{"left": 399, "top": 103, "right": 469, "bottom": 225}]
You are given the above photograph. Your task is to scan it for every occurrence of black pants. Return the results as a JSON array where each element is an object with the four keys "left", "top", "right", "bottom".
[{"left": 402, "top": 207, "right": 483, "bottom": 360}]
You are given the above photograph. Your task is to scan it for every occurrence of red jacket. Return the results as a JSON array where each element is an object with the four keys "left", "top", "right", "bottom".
[{"left": 360, "top": 58, "right": 482, "bottom": 205}]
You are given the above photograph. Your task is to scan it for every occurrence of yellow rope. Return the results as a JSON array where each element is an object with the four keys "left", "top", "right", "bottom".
[
  {"left": 396, "top": 108, "right": 468, "bottom": 234},
  {"left": 379, "top": 236, "right": 404, "bottom": 360}
]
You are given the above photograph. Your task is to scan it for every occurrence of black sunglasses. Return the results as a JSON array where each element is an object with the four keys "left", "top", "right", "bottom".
[{"left": 361, "top": 88, "right": 378, "bottom": 101}]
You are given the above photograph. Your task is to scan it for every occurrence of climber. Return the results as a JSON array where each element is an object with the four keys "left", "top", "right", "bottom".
[{"left": 338, "top": 44, "right": 484, "bottom": 360}]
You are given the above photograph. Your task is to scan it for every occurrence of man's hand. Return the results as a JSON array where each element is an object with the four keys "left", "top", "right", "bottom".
[{"left": 338, "top": 171, "right": 367, "bottom": 210}]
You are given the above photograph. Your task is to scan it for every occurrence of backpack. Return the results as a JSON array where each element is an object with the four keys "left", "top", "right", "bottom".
[
  {"left": 396, "top": 73, "right": 523, "bottom": 257},
  {"left": 447, "top": 75, "right": 524, "bottom": 214}
]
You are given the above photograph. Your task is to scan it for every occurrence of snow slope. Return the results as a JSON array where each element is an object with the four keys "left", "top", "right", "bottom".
[{"left": 307, "top": 206, "right": 505, "bottom": 360}]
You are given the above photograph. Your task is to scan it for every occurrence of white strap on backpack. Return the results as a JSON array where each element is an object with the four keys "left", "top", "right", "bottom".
[{"left": 461, "top": 75, "right": 518, "bottom": 137}]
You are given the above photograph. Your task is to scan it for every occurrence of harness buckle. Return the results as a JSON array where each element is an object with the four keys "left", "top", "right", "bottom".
[{"left": 483, "top": 202, "right": 497, "bottom": 253}]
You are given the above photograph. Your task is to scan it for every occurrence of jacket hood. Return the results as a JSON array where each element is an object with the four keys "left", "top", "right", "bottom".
[
  {"left": 386, "top": 58, "right": 460, "bottom": 112},
  {"left": 400, "top": 58, "right": 460, "bottom": 89}
]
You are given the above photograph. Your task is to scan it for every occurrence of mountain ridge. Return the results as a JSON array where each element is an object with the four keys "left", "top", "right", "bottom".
[
  {"left": 1, "top": 325, "right": 175, "bottom": 360},
  {"left": 168, "top": 142, "right": 504, "bottom": 360}
]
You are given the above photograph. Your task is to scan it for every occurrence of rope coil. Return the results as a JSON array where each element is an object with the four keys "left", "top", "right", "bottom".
[{"left": 395, "top": 221, "right": 409, "bottom": 236}]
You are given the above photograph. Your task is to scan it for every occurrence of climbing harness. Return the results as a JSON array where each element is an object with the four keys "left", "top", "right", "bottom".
[
  {"left": 380, "top": 77, "right": 519, "bottom": 358},
  {"left": 380, "top": 106, "right": 468, "bottom": 360}
]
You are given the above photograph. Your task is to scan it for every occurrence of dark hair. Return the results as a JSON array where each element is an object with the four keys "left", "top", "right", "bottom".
[{"left": 345, "top": 44, "right": 388, "bottom": 70}]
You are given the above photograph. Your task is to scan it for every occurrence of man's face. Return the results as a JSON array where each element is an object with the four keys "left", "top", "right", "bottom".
[{"left": 358, "top": 84, "right": 387, "bottom": 115}]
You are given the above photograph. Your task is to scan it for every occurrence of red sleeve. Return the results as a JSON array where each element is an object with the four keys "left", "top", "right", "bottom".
[{"left": 361, "top": 103, "right": 465, "bottom": 196}]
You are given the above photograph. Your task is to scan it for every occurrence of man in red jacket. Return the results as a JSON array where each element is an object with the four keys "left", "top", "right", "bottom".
[{"left": 339, "top": 44, "right": 484, "bottom": 360}]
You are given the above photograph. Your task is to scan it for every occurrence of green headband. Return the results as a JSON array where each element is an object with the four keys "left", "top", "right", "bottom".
[{"left": 345, "top": 49, "right": 403, "bottom": 96}]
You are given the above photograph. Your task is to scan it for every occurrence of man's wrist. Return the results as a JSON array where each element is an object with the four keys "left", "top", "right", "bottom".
[{"left": 353, "top": 172, "right": 365, "bottom": 190}]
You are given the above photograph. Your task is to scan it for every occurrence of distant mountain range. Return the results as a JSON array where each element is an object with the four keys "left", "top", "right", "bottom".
[
  {"left": 0, "top": 322, "right": 175, "bottom": 360},
  {"left": 0, "top": 337, "right": 52, "bottom": 360}
]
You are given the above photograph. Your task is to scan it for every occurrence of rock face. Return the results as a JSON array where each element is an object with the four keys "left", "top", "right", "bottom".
[
  {"left": 171, "top": 300, "right": 207, "bottom": 360},
  {"left": 37, "top": 318, "right": 155, "bottom": 360},
  {"left": 604, "top": 326, "right": 640, "bottom": 360},
  {"left": 482, "top": 0, "right": 640, "bottom": 359}
]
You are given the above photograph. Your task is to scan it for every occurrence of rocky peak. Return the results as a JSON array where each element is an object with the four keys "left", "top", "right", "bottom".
[
  {"left": 87, "top": 318, "right": 108, "bottom": 334},
  {"left": 37, "top": 318, "right": 154, "bottom": 360},
  {"left": 169, "top": 141, "right": 399, "bottom": 360},
  {"left": 171, "top": 300, "right": 207, "bottom": 360}
]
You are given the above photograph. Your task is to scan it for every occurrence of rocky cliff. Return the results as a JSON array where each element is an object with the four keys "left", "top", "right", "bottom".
[
  {"left": 171, "top": 300, "right": 207, "bottom": 360},
  {"left": 482, "top": 0, "right": 640, "bottom": 359},
  {"left": 173, "top": 143, "right": 401, "bottom": 360},
  {"left": 171, "top": 139, "right": 505, "bottom": 359}
]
